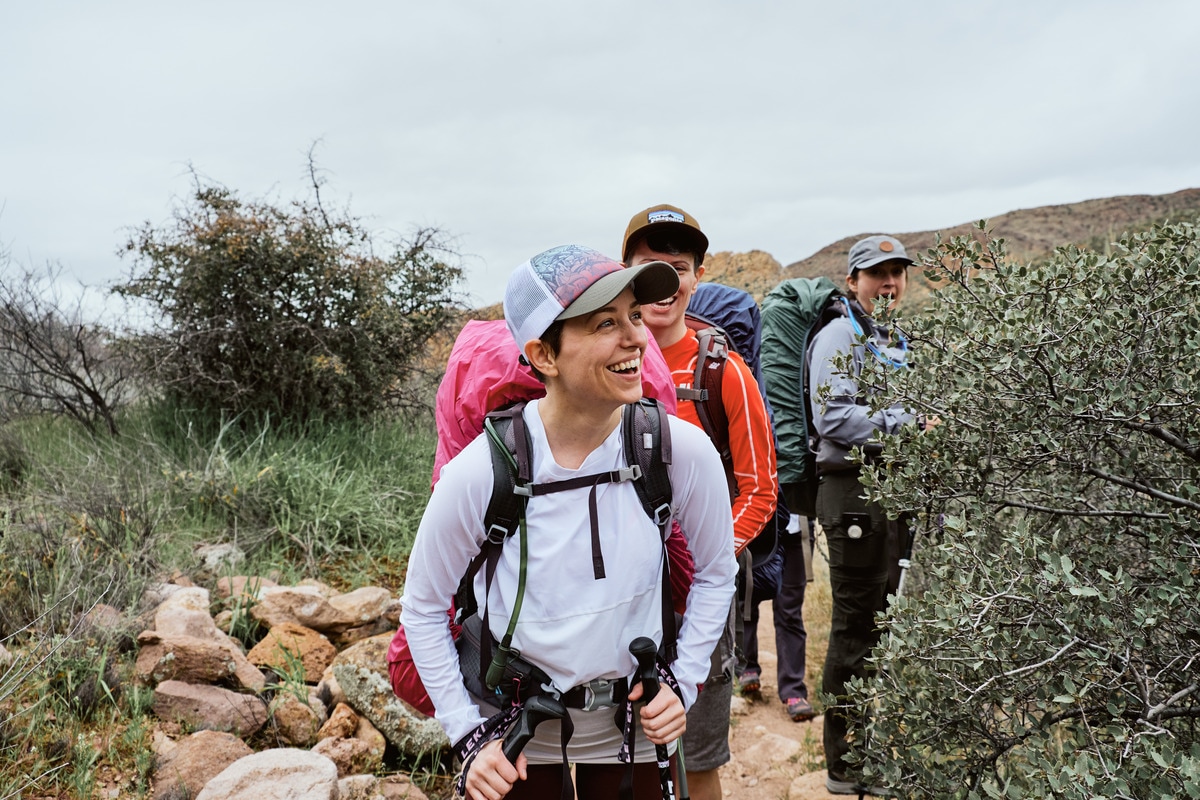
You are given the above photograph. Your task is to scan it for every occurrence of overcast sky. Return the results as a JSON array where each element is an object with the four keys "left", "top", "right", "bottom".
[{"left": 4, "top": 1, "right": 1200, "bottom": 311}]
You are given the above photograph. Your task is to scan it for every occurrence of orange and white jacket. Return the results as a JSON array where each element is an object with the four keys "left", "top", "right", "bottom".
[{"left": 660, "top": 327, "right": 778, "bottom": 556}]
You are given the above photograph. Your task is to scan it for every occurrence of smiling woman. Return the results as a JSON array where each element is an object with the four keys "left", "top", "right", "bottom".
[{"left": 399, "top": 244, "right": 739, "bottom": 800}]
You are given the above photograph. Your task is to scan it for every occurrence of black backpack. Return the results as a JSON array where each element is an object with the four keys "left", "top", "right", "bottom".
[{"left": 453, "top": 398, "right": 679, "bottom": 698}]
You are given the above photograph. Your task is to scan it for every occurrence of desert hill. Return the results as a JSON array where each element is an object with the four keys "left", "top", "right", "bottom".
[
  {"left": 699, "top": 187, "right": 1200, "bottom": 303},
  {"left": 449, "top": 187, "right": 1200, "bottom": 357}
]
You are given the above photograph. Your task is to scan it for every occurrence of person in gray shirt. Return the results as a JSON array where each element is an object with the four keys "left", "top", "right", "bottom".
[{"left": 808, "top": 234, "right": 925, "bottom": 797}]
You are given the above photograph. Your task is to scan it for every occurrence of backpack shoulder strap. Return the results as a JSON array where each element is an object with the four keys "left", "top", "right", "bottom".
[
  {"left": 678, "top": 315, "right": 736, "bottom": 497},
  {"left": 453, "top": 402, "right": 530, "bottom": 624},
  {"left": 622, "top": 398, "right": 673, "bottom": 530},
  {"left": 482, "top": 403, "right": 530, "bottom": 540},
  {"left": 621, "top": 398, "right": 679, "bottom": 663}
]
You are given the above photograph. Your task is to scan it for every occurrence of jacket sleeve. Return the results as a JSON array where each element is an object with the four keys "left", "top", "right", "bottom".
[
  {"left": 399, "top": 435, "right": 493, "bottom": 744},
  {"left": 666, "top": 417, "right": 739, "bottom": 709},
  {"left": 808, "top": 318, "right": 915, "bottom": 447},
  {"left": 720, "top": 351, "right": 778, "bottom": 555}
]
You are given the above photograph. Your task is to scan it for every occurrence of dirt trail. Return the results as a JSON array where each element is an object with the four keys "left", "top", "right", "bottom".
[
  {"left": 715, "top": 539, "right": 876, "bottom": 799},
  {"left": 717, "top": 602, "right": 828, "bottom": 799}
]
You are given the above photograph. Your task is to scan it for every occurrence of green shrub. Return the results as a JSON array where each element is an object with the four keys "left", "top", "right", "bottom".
[
  {"left": 116, "top": 169, "right": 465, "bottom": 423},
  {"left": 849, "top": 223, "right": 1200, "bottom": 798}
]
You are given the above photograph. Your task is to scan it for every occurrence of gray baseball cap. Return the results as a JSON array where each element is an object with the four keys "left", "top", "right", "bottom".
[{"left": 847, "top": 235, "right": 914, "bottom": 276}]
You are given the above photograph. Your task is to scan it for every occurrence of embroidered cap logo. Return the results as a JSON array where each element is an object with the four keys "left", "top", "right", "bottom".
[{"left": 647, "top": 210, "right": 686, "bottom": 225}]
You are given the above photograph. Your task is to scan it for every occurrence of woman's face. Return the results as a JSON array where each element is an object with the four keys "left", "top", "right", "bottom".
[
  {"left": 847, "top": 260, "right": 908, "bottom": 315},
  {"left": 536, "top": 286, "right": 648, "bottom": 410}
]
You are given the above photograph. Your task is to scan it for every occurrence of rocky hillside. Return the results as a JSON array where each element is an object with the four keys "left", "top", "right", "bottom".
[
  {"left": 438, "top": 188, "right": 1200, "bottom": 358},
  {"left": 703, "top": 187, "right": 1200, "bottom": 303}
]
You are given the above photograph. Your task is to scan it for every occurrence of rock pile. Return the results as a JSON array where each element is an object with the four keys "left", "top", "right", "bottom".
[{"left": 131, "top": 567, "right": 446, "bottom": 800}]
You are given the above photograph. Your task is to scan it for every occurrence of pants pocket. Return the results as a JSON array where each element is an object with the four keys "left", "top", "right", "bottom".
[{"left": 817, "top": 474, "right": 889, "bottom": 573}]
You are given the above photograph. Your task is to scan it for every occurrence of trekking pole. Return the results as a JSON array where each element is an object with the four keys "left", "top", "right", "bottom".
[
  {"left": 630, "top": 637, "right": 677, "bottom": 800},
  {"left": 675, "top": 739, "right": 690, "bottom": 800},
  {"left": 894, "top": 516, "right": 918, "bottom": 599},
  {"left": 501, "top": 695, "right": 567, "bottom": 763}
]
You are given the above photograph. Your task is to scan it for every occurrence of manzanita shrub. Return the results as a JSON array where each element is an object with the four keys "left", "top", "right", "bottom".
[{"left": 848, "top": 223, "right": 1200, "bottom": 799}]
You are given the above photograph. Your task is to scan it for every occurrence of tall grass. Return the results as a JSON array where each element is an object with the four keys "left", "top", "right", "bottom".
[{"left": 0, "top": 405, "right": 438, "bottom": 798}]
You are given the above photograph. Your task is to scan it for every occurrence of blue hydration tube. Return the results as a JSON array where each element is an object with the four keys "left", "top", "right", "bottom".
[{"left": 839, "top": 296, "right": 908, "bottom": 369}]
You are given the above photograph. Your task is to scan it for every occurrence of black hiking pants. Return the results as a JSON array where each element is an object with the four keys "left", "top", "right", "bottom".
[
  {"left": 740, "top": 531, "right": 810, "bottom": 702},
  {"left": 816, "top": 470, "right": 904, "bottom": 781}
]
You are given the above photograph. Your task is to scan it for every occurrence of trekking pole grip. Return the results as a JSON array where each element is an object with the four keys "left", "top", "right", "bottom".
[
  {"left": 629, "top": 636, "right": 659, "bottom": 702},
  {"left": 630, "top": 636, "right": 678, "bottom": 800},
  {"left": 501, "top": 695, "right": 566, "bottom": 764}
]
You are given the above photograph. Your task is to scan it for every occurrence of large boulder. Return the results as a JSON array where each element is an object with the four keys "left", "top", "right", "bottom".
[
  {"left": 337, "top": 774, "right": 430, "bottom": 800},
  {"left": 246, "top": 622, "right": 337, "bottom": 683},
  {"left": 317, "top": 702, "right": 360, "bottom": 742},
  {"left": 251, "top": 586, "right": 394, "bottom": 634},
  {"left": 311, "top": 736, "right": 379, "bottom": 778},
  {"left": 327, "top": 588, "right": 394, "bottom": 628},
  {"left": 268, "top": 692, "right": 324, "bottom": 748},
  {"left": 152, "top": 680, "right": 269, "bottom": 738},
  {"left": 151, "top": 729, "right": 252, "bottom": 800},
  {"left": 194, "top": 543, "right": 245, "bottom": 575},
  {"left": 250, "top": 586, "right": 379, "bottom": 633},
  {"left": 337, "top": 775, "right": 430, "bottom": 800},
  {"left": 136, "top": 631, "right": 262, "bottom": 690},
  {"left": 148, "top": 587, "right": 264, "bottom": 691},
  {"left": 330, "top": 617, "right": 396, "bottom": 650},
  {"left": 215, "top": 575, "right": 279, "bottom": 603},
  {"left": 194, "top": 748, "right": 338, "bottom": 800},
  {"left": 330, "top": 633, "right": 447, "bottom": 757}
]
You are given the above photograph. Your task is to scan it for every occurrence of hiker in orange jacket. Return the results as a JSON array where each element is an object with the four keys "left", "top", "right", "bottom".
[{"left": 623, "top": 204, "right": 778, "bottom": 800}]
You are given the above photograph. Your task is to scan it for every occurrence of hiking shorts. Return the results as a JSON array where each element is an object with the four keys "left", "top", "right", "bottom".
[
  {"left": 681, "top": 596, "right": 736, "bottom": 772},
  {"left": 681, "top": 676, "right": 732, "bottom": 771}
]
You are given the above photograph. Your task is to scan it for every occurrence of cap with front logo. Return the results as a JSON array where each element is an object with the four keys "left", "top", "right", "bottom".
[
  {"left": 621, "top": 204, "right": 709, "bottom": 264},
  {"left": 503, "top": 245, "right": 679, "bottom": 350},
  {"left": 847, "top": 235, "right": 914, "bottom": 276}
]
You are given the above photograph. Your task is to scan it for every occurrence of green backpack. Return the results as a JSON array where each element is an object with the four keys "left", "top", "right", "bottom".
[{"left": 760, "top": 276, "right": 849, "bottom": 517}]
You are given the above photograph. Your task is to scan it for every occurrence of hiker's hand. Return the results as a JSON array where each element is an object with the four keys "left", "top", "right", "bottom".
[
  {"left": 919, "top": 414, "right": 942, "bottom": 431},
  {"left": 630, "top": 681, "right": 686, "bottom": 744},
  {"left": 465, "top": 739, "right": 524, "bottom": 799}
]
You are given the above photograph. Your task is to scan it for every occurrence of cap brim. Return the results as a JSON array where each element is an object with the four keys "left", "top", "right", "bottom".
[{"left": 557, "top": 260, "right": 679, "bottom": 320}]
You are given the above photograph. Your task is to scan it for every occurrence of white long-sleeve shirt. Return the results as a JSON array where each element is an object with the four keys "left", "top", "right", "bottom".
[{"left": 400, "top": 399, "right": 737, "bottom": 748}]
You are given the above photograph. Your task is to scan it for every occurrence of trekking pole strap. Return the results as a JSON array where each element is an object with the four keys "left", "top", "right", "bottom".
[
  {"left": 453, "top": 701, "right": 576, "bottom": 800},
  {"left": 452, "top": 705, "right": 522, "bottom": 798},
  {"left": 616, "top": 659, "right": 682, "bottom": 764}
]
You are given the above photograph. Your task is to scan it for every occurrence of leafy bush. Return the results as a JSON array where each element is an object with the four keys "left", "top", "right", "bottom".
[
  {"left": 848, "top": 223, "right": 1200, "bottom": 798},
  {"left": 117, "top": 170, "right": 465, "bottom": 422}
]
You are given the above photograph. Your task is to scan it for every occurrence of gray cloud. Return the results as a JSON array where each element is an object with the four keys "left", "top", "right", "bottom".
[{"left": 3, "top": 1, "right": 1199, "bottom": 309}]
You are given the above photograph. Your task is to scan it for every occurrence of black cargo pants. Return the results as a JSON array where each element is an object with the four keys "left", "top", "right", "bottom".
[{"left": 816, "top": 469, "right": 905, "bottom": 781}]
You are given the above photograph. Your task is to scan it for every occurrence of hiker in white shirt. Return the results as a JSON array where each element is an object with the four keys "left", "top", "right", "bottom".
[{"left": 400, "top": 245, "right": 737, "bottom": 800}]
